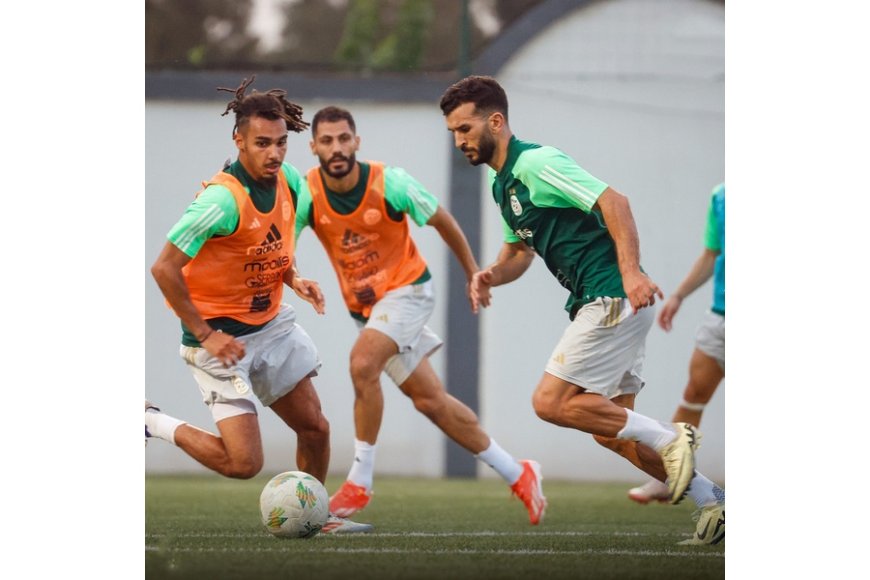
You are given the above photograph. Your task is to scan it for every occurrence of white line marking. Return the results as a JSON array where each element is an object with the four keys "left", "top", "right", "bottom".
[
  {"left": 145, "top": 546, "right": 723, "bottom": 558},
  {"left": 146, "top": 530, "right": 682, "bottom": 539}
]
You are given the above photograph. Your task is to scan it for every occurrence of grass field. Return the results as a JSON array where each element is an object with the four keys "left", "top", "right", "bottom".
[{"left": 145, "top": 474, "right": 724, "bottom": 580}]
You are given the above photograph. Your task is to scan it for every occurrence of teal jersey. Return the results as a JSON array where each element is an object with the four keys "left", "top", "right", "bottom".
[
  {"left": 165, "top": 161, "right": 307, "bottom": 345},
  {"left": 490, "top": 136, "right": 624, "bottom": 319},
  {"left": 704, "top": 183, "right": 725, "bottom": 315}
]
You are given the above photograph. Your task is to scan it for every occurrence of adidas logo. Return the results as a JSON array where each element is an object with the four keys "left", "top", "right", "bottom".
[
  {"left": 247, "top": 224, "right": 284, "bottom": 256},
  {"left": 263, "top": 223, "right": 282, "bottom": 244},
  {"left": 552, "top": 353, "right": 565, "bottom": 365},
  {"left": 340, "top": 228, "right": 378, "bottom": 253},
  {"left": 376, "top": 314, "right": 388, "bottom": 323}
]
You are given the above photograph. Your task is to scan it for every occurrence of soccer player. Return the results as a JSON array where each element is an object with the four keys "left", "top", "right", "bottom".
[
  {"left": 627, "top": 184, "right": 725, "bottom": 526},
  {"left": 294, "top": 106, "right": 546, "bottom": 525},
  {"left": 439, "top": 75, "right": 724, "bottom": 545},
  {"left": 146, "top": 77, "right": 370, "bottom": 534}
]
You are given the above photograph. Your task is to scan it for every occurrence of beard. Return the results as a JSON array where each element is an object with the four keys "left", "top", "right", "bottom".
[
  {"left": 465, "top": 132, "right": 495, "bottom": 166},
  {"left": 320, "top": 152, "right": 357, "bottom": 179}
]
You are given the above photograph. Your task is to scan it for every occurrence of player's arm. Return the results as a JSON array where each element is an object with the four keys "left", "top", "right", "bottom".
[
  {"left": 426, "top": 206, "right": 480, "bottom": 303},
  {"left": 284, "top": 258, "right": 325, "bottom": 315},
  {"left": 290, "top": 165, "right": 313, "bottom": 242},
  {"left": 151, "top": 243, "right": 212, "bottom": 343},
  {"left": 658, "top": 249, "right": 717, "bottom": 331},
  {"left": 151, "top": 243, "right": 246, "bottom": 367},
  {"left": 470, "top": 241, "right": 535, "bottom": 314},
  {"left": 595, "top": 187, "right": 662, "bottom": 311},
  {"left": 151, "top": 186, "right": 246, "bottom": 366}
]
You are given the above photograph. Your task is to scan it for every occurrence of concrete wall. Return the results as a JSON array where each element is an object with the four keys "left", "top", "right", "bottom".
[{"left": 145, "top": 0, "right": 724, "bottom": 482}]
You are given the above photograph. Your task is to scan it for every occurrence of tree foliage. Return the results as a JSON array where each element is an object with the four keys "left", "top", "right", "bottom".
[
  {"left": 146, "top": 0, "right": 547, "bottom": 73},
  {"left": 146, "top": 0, "right": 258, "bottom": 68}
]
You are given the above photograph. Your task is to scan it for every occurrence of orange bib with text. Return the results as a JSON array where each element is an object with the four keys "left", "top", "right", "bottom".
[{"left": 307, "top": 162, "right": 426, "bottom": 318}]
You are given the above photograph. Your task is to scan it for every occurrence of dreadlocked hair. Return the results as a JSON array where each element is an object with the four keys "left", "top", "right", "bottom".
[{"left": 217, "top": 75, "right": 309, "bottom": 136}]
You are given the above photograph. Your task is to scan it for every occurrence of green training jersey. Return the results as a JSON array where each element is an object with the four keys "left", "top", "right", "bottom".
[{"left": 490, "top": 136, "right": 625, "bottom": 319}]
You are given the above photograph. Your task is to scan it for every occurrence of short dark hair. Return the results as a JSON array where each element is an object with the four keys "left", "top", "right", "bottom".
[
  {"left": 311, "top": 106, "right": 356, "bottom": 136},
  {"left": 217, "top": 75, "right": 309, "bottom": 136},
  {"left": 439, "top": 75, "right": 508, "bottom": 120}
]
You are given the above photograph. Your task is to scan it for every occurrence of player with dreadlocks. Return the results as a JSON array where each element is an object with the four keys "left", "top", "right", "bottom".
[{"left": 148, "top": 76, "right": 373, "bottom": 534}]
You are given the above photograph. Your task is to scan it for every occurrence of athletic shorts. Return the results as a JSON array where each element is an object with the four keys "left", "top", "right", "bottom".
[
  {"left": 695, "top": 309, "right": 725, "bottom": 370},
  {"left": 355, "top": 280, "right": 443, "bottom": 386},
  {"left": 545, "top": 297, "right": 654, "bottom": 399},
  {"left": 179, "top": 303, "right": 321, "bottom": 422}
]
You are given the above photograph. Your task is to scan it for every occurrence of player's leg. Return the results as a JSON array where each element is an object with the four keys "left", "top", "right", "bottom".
[
  {"left": 589, "top": 393, "right": 667, "bottom": 481},
  {"left": 336, "top": 283, "right": 429, "bottom": 500},
  {"left": 268, "top": 376, "right": 330, "bottom": 483},
  {"left": 328, "top": 328, "right": 396, "bottom": 517},
  {"left": 348, "top": 328, "right": 398, "bottom": 445},
  {"left": 146, "top": 400, "right": 264, "bottom": 479},
  {"left": 673, "top": 348, "right": 724, "bottom": 424},
  {"left": 396, "top": 356, "right": 545, "bottom": 524},
  {"left": 674, "top": 310, "right": 725, "bottom": 426},
  {"left": 397, "top": 357, "right": 489, "bottom": 452},
  {"left": 537, "top": 298, "right": 699, "bottom": 503},
  {"left": 179, "top": 414, "right": 264, "bottom": 478},
  {"left": 271, "top": 377, "right": 374, "bottom": 536},
  {"left": 146, "top": 335, "right": 266, "bottom": 479}
]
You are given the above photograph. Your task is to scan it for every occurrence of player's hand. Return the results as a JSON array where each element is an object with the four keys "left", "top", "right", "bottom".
[
  {"left": 292, "top": 277, "right": 326, "bottom": 315},
  {"left": 202, "top": 330, "right": 245, "bottom": 368},
  {"left": 469, "top": 270, "right": 494, "bottom": 314},
  {"left": 622, "top": 270, "right": 663, "bottom": 311},
  {"left": 657, "top": 295, "right": 682, "bottom": 331}
]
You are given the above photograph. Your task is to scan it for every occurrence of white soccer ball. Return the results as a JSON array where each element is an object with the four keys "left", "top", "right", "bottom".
[{"left": 259, "top": 471, "right": 329, "bottom": 538}]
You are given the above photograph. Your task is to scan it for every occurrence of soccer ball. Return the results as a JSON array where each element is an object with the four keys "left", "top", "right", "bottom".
[{"left": 259, "top": 471, "right": 329, "bottom": 538}]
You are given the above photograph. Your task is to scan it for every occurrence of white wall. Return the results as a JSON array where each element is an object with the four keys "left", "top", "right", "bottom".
[{"left": 145, "top": 0, "right": 724, "bottom": 483}]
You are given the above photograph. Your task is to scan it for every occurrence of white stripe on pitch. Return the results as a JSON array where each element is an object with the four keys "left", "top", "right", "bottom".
[
  {"left": 147, "top": 530, "right": 686, "bottom": 539},
  {"left": 145, "top": 546, "right": 722, "bottom": 558},
  {"left": 175, "top": 205, "right": 225, "bottom": 252},
  {"left": 540, "top": 165, "right": 597, "bottom": 207}
]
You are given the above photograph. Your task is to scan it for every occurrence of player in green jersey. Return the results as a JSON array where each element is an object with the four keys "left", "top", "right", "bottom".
[{"left": 440, "top": 76, "right": 724, "bottom": 545}]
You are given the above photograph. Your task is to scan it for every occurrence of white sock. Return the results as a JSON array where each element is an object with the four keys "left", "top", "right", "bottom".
[
  {"left": 346, "top": 439, "right": 376, "bottom": 490},
  {"left": 475, "top": 438, "right": 523, "bottom": 484},
  {"left": 687, "top": 472, "right": 726, "bottom": 507},
  {"left": 617, "top": 409, "right": 677, "bottom": 451},
  {"left": 145, "top": 408, "right": 186, "bottom": 445}
]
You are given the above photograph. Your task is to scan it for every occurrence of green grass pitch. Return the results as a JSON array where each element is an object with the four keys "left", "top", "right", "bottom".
[{"left": 146, "top": 474, "right": 724, "bottom": 579}]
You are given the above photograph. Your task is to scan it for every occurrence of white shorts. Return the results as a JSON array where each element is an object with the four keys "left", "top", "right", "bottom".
[
  {"left": 545, "top": 297, "right": 654, "bottom": 399},
  {"left": 695, "top": 310, "right": 725, "bottom": 370},
  {"left": 180, "top": 304, "right": 321, "bottom": 422},
  {"left": 355, "top": 281, "right": 443, "bottom": 386}
]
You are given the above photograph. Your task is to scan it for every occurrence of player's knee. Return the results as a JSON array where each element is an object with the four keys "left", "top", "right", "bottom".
[
  {"left": 298, "top": 414, "right": 330, "bottom": 445},
  {"left": 532, "top": 390, "right": 561, "bottom": 424},
  {"left": 349, "top": 354, "right": 383, "bottom": 385},
  {"left": 412, "top": 393, "right": 446, "bottom": 419},
  {"left": 223, "top": 455, "right": 263, "bottom": 479}
]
